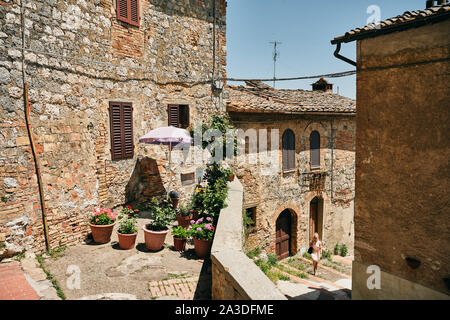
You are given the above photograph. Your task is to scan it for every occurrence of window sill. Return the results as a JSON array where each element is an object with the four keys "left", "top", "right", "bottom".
[
  {"left": 282, "top": 169, "right": 296, "bottom": 174},
  {"left": 310, "top": 166, "right": 321, "bottom": 171}
]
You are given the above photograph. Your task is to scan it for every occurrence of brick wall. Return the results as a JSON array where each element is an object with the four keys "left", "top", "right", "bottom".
[{"left": 0, "top": 0, "right": 227, "bottom": 257}]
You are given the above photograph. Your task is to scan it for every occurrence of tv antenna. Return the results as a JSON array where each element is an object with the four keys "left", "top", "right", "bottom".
[{"left": 269, "top": 41, "right": 282, "bottom": 88}]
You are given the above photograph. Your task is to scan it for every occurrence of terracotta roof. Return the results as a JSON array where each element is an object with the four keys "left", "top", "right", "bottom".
[
  {"left": 332, "top": 4, "right": 450, "bottom": 44},
  {"left": 225, "top": 82, "right": 356, "bottom": 115}
]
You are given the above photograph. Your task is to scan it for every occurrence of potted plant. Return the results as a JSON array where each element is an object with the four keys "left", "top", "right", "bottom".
[
  {"left": 191, "top": 186, "right": 205, "bottom": 220},
  {"left": 143, "top": 197, "right": 176, "bottom": 251},
  {"left": 89, "top": 208, "right": 117, "bottom": 244},
  {"left": 189, "top": 217, "right": 215, "bottom": 258},
  {"left": 176, "top": 202, "right": 193, "bottom": 229},
  {"left": 117, "top": 206, "right": 139, "bottom": 250},
  {"left": 169, "top": 190, "right": 181, "bottom": 209},
  {"left": 172, "top": 226, "right": 190, "bottom": 252}
]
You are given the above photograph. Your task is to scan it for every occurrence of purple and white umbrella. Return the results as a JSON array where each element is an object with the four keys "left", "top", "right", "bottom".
[{"left": 139, "top": 126, "right": 193, "bottom": 194}]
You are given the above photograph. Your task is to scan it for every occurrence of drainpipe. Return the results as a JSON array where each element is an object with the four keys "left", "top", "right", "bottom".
[
  {"left": 333, "top": 42, "right": 357, "bottom": 67},
  {"left": 330, "top": 119, "right": 335, "bottom": 203},
  {"left": 21, "top": 0, "right": 50, "bottom": 251}
]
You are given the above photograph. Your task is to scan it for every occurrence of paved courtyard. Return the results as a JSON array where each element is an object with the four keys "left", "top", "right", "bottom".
[{"left": 39, "top": 215, "right": 211, "bottom": 300}]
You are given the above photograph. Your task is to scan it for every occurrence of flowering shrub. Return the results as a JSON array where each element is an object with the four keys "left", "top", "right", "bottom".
[
  {"left": 188, "top": 217, "right": 215, "bottom": 240},
  {"left": 121, "top": 205, "right": 139, "bottom": 218},
  {"left": 90, "top": 208, "right": 117, "bottom": 225}
]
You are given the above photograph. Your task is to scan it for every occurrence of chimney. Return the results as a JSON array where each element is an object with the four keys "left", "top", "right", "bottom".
[
  {"left": 427, "top": 0, "right": 447, "bottom": 8},
  {"left": 312, "top": 77, "right": 333, "bottom": 93}
]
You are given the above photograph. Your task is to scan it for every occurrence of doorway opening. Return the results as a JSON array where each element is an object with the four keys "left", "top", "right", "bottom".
[
  {"left": 275, "top": 209, "right": 291, "bottom": 260},
  {"left": 309, "top": 197, "right": 324, "bottom": 243}
]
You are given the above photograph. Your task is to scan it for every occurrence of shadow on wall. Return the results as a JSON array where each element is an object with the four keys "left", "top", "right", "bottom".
[{"left": 125, "top": 157, "right": 165, "bottom": 205}]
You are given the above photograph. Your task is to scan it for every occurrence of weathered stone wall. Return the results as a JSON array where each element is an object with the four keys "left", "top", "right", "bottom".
[
  {"left": 354, "top": 19, "right": 450, "bottom": 297},
  {"left": 0, "top": 0, "right": 227, "bottom": 257},
  {"left": 228, "top": 112, "right": 356, "bottom": 256},
  {"left": 211, "top": 178, "right": 287, "bottom": 300}
]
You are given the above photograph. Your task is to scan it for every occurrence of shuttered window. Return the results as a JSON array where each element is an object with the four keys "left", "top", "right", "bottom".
[
  {"left": 310, "top": 130, "right": 320, "bottom": 169},
  {"left": 109, "top": 102, "right": 134, "bottom": 160},
  {"left": 116, "top": 0, "right": 140, "bottom": 27},
  {"left": 168, "top": 105, "right": 190, "bottom": 129},
  {"left": 282, "top": 129, "right": 295, "bottom": 172}
]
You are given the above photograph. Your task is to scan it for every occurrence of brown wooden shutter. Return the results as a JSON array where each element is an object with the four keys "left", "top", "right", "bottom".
[
  {"left": 122, "top": 103, "right": 134, "bottom": 159},
  {"left": 129, "top": 0, "right": 139, "bottom": 26},
  {"left": 117, "top": 0, "right": 129, "bottom": 24},
  {"left": 109, "top": 102, "right": 134, "bottom": 160},
  {"left": 282, "top": 129, "right": 295, "bottom": 171},
  {"left": 179, "top": 105, "right": 190, "bottom": 128},
  {"left": 310, "top": 131, "right": 320, "bottom": 168},
  {"left": 168, "top": 105, "right": 180, "bottom": 127}
]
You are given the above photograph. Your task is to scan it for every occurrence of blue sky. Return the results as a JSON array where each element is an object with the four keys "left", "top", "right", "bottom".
[{"left": 226, "top": 0, "right": 427, "bottom": 99}]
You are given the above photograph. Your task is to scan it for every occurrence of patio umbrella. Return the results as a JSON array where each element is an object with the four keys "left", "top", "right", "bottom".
[{"left": 139, "top": 126, "right": 193, "bottom": 195}]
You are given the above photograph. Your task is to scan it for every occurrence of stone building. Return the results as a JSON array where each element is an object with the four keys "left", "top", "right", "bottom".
[
  {"left": 225, "top": 79, "right": 356, "bottom": 258},
  {"left": 0, "top": 0, "right": 227, "bottom": 257},
  {"left": 331, "top": 2, "right": 450, "bottom": 299}
]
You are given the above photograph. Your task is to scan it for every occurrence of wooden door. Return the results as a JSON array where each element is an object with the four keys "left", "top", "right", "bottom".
[
  {"left": 310, "top": 198, "right": 318, "bottom": 242},
  {"left": 276, "top": 210, "right": 291, "bottom": 260}
]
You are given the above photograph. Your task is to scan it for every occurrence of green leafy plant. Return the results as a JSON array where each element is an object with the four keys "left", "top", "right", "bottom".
[
  {"left": 340, "top": 244, "right": 348, "bottom": 257},
  {"left": 1, "top": 195, "right": 7, "bottom": 203},
  {"left": 89, "top": 208, "right": 117, "bottom": 225},
  {"left": 322, "top": 249, "right": 332, "bottom": 260},
  {"left": 200, "top": 181, "right": 228, "bottom": 218},
  {"left": 334, "top": 243, "right": 341, "bottom": 255},
  {"left": 246, "top": 247, "right": 262, "bottom": 259},
  {"left": 147, "top": 197, "right": 176, "bottom": 231},
  {"left": 188, "top": 217, "right": 215, "bottom": 240},
  {"left": 172, "top": 226, "right": 191, "bottom": 239},
  {"left": 118, "top": 216, "right": 138, "bottom": 235},
  {"left": 267, "top": 253, "right": 278, "bottom": 266},
  {"left": 243, "top": 210, "right": 255, "bottom": 239},
  {"left": 176, "top": 202, "right": 192, "bottom": 217}
]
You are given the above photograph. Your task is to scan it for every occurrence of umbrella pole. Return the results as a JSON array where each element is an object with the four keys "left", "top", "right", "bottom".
[{"left": 168, "top": 141, "right": 172, "bottom": 198}]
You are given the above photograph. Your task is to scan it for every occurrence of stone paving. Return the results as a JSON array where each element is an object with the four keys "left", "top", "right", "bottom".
[
  {"left": 274, "top": 254, "right": 352, "bottom": 300},
  {"left": 39, "top": 216, "right": 210, "bottom": 300},
  {"left": 0, "top": 261, "right": 40, "bottom": 300}
]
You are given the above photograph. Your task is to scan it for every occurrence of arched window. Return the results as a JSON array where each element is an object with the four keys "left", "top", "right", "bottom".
[
  {"left": 282, "top": 129, "right": 295, "bottom": 171},
  {"left": 310, "top": 130, "right": 320, "bottom": 169}
]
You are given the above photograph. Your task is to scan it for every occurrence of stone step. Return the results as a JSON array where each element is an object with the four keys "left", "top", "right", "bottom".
[
  {"left": 299, "top": 257, "right": 351, "bottom": 279},
  {"left": 280, "top": 262, "right": 348, "bottom": 291},
  {"left": 272, "top": 267, "right": 349, "bottom": 300}
]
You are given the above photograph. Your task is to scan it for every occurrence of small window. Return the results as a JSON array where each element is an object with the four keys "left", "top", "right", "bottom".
[
  {"left": 245, "top": 207, "right": 256, "bottom": 232},
  {"left": 168, "top": 104, "right": 190, "bottom": 129},
  {"left": 310, "top": 131, "right": 320, "bottom": 169},
  {"left": 181, "top": 172, "right": 195, "bottom": 186},
  {"left": 282, "top": 129, "right": 295, "bottom": 171},
  {"left": 109, "top": 102, "right": 134, "bottom": 160},
  {"left": 116, "top": 0, "right": 140, "bottom": 27}
]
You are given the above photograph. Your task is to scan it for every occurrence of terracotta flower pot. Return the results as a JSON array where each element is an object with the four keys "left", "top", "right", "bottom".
[
  {"left": 170, "top": 197, "right": 180, "bottom": 209},
  {"left": 193, "top": 237, "right": 212, "bottom": 258},
  {"left": 173, "top": 237, "right": 187, "bottom": 252},
  {"left": 177, "top": 215, "right": 193, "bottom": 229},
  {"left": 89, "top": 222, "right": 116, "bottom": 244},
  {"left": 143, "top": 225, "right": 169, "bottom": 251},
  {"left": 117, "top": 231, "right": 137, "bottom": 250},
  {"left": 228, "top": 174, "right": 235, "bottom": 182}
]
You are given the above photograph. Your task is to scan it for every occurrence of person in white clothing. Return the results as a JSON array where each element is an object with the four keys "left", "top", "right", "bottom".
[{"left": 309, "top": 232, "right": 322, "bottom": 276}]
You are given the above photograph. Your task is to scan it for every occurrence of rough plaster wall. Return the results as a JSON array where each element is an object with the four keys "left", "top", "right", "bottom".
[
  {"left": 0, "top": 0, "right": 227, "bottom": 256},
  {"left": 355, "top": 20, "right": 450, "bottom": 294}
]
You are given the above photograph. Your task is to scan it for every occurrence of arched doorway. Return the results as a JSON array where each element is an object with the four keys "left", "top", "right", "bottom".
[
  {"left": 275, "top": 210, "right": 291, "bottom": 260},
  {"left": 309, "top": 197, "right": 323, "bottom": 242}
]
